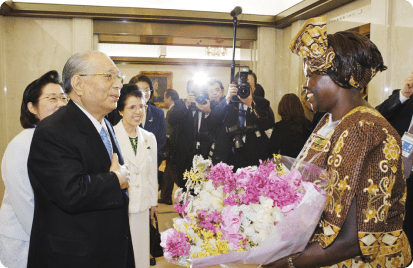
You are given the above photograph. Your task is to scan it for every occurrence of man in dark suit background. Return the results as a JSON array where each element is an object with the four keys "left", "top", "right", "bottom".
[
  {"left": 168, "top": 80, "right": 215, "bottom": 189},
  {"left": 158, "top": 89, "right": 179, "bottom": 204},
  {"left": 376, "top": 70, "right": 413, "bottom": 250},
  {"left": 27, "top": 51, "right": 134, "bottom": 268}
]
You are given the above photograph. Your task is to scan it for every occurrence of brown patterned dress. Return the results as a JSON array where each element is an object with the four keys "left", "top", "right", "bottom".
[{"left": 297, "top": 106, "right": 411, "bottom": 267}]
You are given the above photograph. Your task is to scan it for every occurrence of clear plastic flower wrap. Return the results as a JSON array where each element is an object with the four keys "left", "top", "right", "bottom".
[{"left": 161, "top": 155, "right": 329, "bottom": 268}]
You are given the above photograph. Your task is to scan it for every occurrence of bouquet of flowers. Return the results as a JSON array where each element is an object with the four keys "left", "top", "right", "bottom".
[{"left": 160, "top": 155, "right": 328, "bottom": 267}]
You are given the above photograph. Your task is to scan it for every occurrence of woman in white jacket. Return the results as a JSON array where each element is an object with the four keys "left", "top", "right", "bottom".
[
  {"left": 0, "top": 71, "right": 66, "bottom": 268},
  {"left": 113, "top": 84, "right": 158, "bottom": 268}
]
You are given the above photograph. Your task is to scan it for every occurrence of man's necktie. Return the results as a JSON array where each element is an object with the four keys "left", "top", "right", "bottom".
[{"left": 100, "top": 128, "right": 113, "bottom": 158}]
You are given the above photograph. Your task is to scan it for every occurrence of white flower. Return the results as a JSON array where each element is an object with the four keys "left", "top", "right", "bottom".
[
  {"left": 192, "top": 155, "right": 212, "bottom": 173},
  {"left": 174, "top": 188, "right": 183, "bottom": 200},
  {"left": 184, "top": 200, "right": 194, "bottom": 214},
  {"left": 190, "top": 180, "right": 224, "bottom": 212},
  {"left": 259, "top": 196, "right": 274, "bottom": 210},
  {"left": 244, "top": 225, "right": 256, "bottom": 237},
  {"left": 235, "top": 165, "right": 257, "bottom": 173},
  {"left": 190, "top": 245, "right": 203, "bottom": 255}
]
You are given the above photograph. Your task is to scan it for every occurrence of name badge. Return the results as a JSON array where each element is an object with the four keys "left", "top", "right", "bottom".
[{"left": 401, "top": 132, "right": 413, "bottom": 158}]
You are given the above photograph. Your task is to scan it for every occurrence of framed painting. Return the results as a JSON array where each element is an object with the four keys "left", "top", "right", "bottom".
[{"left": 139, "top": 71, "right": 173, "bottom": 108}]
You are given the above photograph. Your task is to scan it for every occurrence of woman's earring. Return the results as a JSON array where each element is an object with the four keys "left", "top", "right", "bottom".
[{"left": 118, "top": 111, "right": 123, "bottom": 117}]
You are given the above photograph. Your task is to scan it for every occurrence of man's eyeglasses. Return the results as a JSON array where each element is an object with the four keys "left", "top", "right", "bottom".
[
  {"left": 79, "top": 72, "right": 124, "bottom": 83},
  {"left": 38, "top": 95, "right": 68, "bottom": 103}
]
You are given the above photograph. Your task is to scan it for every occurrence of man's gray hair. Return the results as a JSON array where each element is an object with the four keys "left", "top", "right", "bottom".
[{"left": 62, "top": 50, "right": 108, "bottom": 94}]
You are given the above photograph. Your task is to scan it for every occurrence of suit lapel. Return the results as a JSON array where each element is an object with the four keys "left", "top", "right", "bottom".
[
  {"left": 66, "top": 100, "right": 111, "bottom": 168},
  {"left": 115, "top": 123, "right": 139, "bottom": 169},
  {"left": 134, "top": 127, "right": 147, "bottom": 166},
  {"left": 143, "top": 105, "right": 154, "bottom": 132}
]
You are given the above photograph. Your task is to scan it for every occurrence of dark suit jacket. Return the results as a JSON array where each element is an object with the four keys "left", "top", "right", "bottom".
[
  {"left": 168, "top": 99, "right": 214, "bottom": 187},
  {"left": 209, "top": 96, "right": 275, "bottom": 170},
  {"left": 164, "top": 105, "right": 179, "bottom": 159},
  {"left": 376, "top": 89, "right": 413, "bottom": 137},
  {"left": 27, "top": 100, "right": 131, "bottom": 268},
  {"left": 142, "top": 104, "right": 166, "bottom": 167},
  {"left": 270, "top": 118, "right": 313, "bottom": 158}
]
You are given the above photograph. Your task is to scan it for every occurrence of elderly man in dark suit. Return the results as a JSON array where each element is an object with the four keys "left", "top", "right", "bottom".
[
  {"left": 376, "top": 70, "right": 413, "bottom": 252},
  {"left": 27, "top": 51, "right": 134, "bottom": 268}
]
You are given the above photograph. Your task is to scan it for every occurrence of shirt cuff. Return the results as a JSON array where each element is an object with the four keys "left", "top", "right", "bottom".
[{"left": 400, "top": 92, "right": 409, "bottom": 104}]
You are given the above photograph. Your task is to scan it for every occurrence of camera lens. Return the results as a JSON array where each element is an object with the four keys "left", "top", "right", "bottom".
[
  {"left": 195, "top": 91, "right": 209, "bottom": 105},
  {"left": 233, "top": 134, "right": 244, "bottom": 149},
  {"left": 237, "top": 83, "right": 250, "bottom": 99}
]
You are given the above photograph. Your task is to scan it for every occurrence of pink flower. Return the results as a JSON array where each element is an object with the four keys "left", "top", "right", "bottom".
[
  {"left": 174, "top": 200, "right": 189, "bottom": 216},
  {"left": 207, "top": 162, "right": 236, "bottom": 193},
  {"left": 220, "top": 206, "right": 246, "bottom": 249},
  {"left": 197, "top": 209, "right": 222, "bottom": 234},
  {"left": 161, "top": 228, "right": 190, "bottom": 261}
]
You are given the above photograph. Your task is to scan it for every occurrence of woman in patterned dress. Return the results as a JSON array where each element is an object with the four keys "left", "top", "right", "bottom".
[{"left": 264, "top": 16, "right": 411, "bottom": 268}]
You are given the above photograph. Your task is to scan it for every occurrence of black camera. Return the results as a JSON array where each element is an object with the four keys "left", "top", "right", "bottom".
[
  {"left": 188, "top": 81, "right": 209, "bottom": 109},
  {"left": 226, "top": 125, "right": 244, "bottom": 149},
  {"left": 237, "top": 66, "right": 250, "bottom": 99},
  {"left": 194, "top": 89, "right": 209, "bottom": 105},
  {"left": 226, "top": 123, "right": 261, "bottom": 149}
]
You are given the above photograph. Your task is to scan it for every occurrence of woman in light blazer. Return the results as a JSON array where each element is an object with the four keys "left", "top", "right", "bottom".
[
  {"left": 113, "top": 84, "right": 158, "bottom": 268},
  {"left": 0, "top": 71, "right": 66, "bottom": 268}
]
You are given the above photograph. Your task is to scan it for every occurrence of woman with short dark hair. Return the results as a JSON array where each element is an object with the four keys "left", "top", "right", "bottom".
[
  {"left": 113, "top": 83, "right": 158, "bottom": 268},
  {"left": 0, "top": 70, "right": 66, "bottom": 268},
  {"left": 129, "top": 75, "right": 166, "bottom": 170}
]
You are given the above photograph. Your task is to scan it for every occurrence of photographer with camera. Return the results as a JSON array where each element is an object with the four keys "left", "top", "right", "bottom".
[
  {"left": 167, "top": 80, "right": 215, "bottom": 189},
  {"left": 209, "top": 68, "right": 274, "bottom": 171},
  {"left": 208, "top": 79, "right": 226, "bottom": 103}
]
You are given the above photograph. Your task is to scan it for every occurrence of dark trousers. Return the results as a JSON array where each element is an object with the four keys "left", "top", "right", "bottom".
[
  {"left": 404, "top": 176, "right": 413, "bottom": 246},
  {"left": 160, "top": 160, "right": 177, "bottom": 202},
  {"left": 127, "top": 228, "right": 135, "bottom": 268}
]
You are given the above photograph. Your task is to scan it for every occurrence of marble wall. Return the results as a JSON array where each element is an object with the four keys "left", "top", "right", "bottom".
[{"left": 0, "top": 16, "right": 93, "bottom": 203}]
